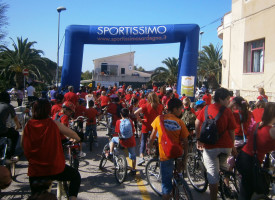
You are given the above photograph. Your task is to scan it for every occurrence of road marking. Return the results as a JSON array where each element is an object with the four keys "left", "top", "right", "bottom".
[{"left": 124, "top": 149, "right": 151, "bottom": 200}]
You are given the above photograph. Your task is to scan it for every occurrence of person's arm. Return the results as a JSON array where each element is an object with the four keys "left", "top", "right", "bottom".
[
  {"left": 134, "top": 107, "right": 143, "bottom": 122},
  {"left": 229, "top": 129, "right": 237, "bottom": 156},
  {"left": 148, "top": 128, "right": 157, "bottom": 149},
  {"left": 54, "top": 120, "right": 81, "bottom": 142},
  {"left": 13, "top": 115, "right": 21, "bottom": 130},
  {"left": 195, "top": 118, "right": 204, "bottom": 150}
]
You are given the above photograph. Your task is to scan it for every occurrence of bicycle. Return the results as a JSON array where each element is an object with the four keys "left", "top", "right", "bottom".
[
  {"left": 0, "top": 137, "right": 17, "bottom": 179},
  {"left": 99, "top": 142, "right": 128, "bottom": 184},
  {"left": 63, "top": 140, "right": 81, "bottom": 170},
  {"left": 145, "top": 157, "right": 193, "bottom": 199},
  {"left": 186, "top": 141, "right": 239, "bottom": 199}
]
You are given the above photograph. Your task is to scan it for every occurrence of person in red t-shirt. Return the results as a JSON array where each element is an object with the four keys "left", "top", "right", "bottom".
[
  {"left": 106, "top": 96, "right": 122, "bottom": 135},
  {"left": 180, "top": 94, "right": 187, "bottom": 101},
  {"left": 22, "top": 99, "right": 81, "bottom": 200},
  {"left": 236, "top": 102, "right": 275, "bottom": 199},
  {"left": 173, "top": 89, "right": 179, "bottom": 99},
  {"left": 85, "top": 100, "right": 99, "bottom": 150},
  {"left": 195, "top": 88, "right": 237, "bottom": 200},
  {"left": 138, "top": 93, "right": 147, "bottom": 108},
  {"left": 97, "top": 91, "right": 110, "bottom": 110},
  {"left": 257, "top": 87, "right": 268, "bottom": 102},
  {"left": 64, "top": 86, "right": 78, "bottom": 106},
  {"left": 202, "top": 90, "right": 212, "bottom": 105},
  {"left": 125, "top": 91, "right": 133, "bottom": 105},
  {"left": 109, "top": 108, "right": 137, "bottom": 175},
  {"left": 195, "top": 100, "right": 206, "bottom": 117},
  {"left": 252, "top": 100, "right": 265, "bottom": 123},
  {"left": 74, "top": 99, "right": 86, "bottom": 132},
  {"left": 134, "top": 92, "right": 164, "bottom": 166},
  {"left": 51, "top": 94, "right": 64, "bottom": 118}
]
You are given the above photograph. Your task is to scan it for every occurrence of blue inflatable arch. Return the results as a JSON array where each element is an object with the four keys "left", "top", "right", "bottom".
[{"left": 61, "top": 24, "right": 200, "bottom": 98}]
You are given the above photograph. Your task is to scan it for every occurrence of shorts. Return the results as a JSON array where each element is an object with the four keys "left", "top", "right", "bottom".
[
  {"left": 203, "top": 148, "right": 231, "bottom": 184},
  {"left": 160, "top": 159, "right": 174, "bottom": 195},
  {"left": 110, "top": 137, "right": 136, "bottom": 160}
]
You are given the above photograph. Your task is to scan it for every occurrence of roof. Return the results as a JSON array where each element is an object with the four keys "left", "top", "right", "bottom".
[{"left": 93, "top": 51, "right": 135, "bottom": 62}]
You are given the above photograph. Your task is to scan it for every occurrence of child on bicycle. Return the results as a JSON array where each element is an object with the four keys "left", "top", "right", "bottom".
[
  {"left": 148, "top": 98, "right": 189, "bottom": 200},
  {"left": 85, "top": 100, "right": 99, "bottom": 145},
  {"left": 109, "top": 108, "right": 137, "bottom": 175}
]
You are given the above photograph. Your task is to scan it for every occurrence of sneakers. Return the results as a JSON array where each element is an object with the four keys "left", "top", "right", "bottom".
[
  {"left": 130, "top": 170, "right": 136, "bottom": 176},
  {"left": 137, "top": 158, "right": 145, "bottom": 166},
  {"left": 78, "top": 151, "right": 86, "bottom": 158},
  {"left": 10, "top": 156, "right": 19, "bottom": 162},
  {"left": 107, "top": 154, "right": 113, "bottom": 161}
]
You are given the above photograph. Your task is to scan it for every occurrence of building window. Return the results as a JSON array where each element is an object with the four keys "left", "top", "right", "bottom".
[
  {"left": 101, "top": 63, "right": 108, "bottom": 74},
  {"left": 121, "top": 68, "right": 125, "bottom": 75},
  {"left": 244, "top": 39, "right": 264, "bottom": 73}
]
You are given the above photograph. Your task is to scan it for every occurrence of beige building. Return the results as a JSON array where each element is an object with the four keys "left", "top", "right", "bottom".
[
  {"left": 217, "top": 0, "right": 275, "bottom": 102},
  {"left": 93, "top": 52, "right": 151, "bottom": 87}
]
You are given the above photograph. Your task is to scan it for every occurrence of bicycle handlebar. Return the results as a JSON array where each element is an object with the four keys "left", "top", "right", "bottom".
[{"left": 73, "top": 116, "right": 88, "bottom": 122}]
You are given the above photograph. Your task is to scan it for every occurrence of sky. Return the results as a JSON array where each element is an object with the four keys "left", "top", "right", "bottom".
[{"left": 4, "top": 0, "right": 231, "bottom": 72}]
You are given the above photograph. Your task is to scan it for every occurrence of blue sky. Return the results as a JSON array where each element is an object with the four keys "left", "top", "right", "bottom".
[{"left": 5, "top": 0, "right": 231, "bottom": 72}]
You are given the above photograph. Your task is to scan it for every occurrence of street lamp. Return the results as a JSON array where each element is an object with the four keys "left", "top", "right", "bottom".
[
  {"left": 56, "top": 6, "right": 66, "bottom": 87},
  {"left": 199, "top": 31, "right": 204, "bottom": 56}
]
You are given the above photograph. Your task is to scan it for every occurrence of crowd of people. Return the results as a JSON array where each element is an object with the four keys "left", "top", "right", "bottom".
[{"left": 0, "top": 83, "right": 274, "bottom": 200}]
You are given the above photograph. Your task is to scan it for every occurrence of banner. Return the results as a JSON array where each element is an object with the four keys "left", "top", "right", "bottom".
[{"left": 181, "top": 76, "right": 195, "bottom": 97}]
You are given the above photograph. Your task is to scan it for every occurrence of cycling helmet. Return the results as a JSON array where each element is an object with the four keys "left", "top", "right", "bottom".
[
  {"left": 195, "top": 100, "right": 205, "bottom": 106},
  {"left": 62, "top": 101, "right": 75, "bottom": 112}
]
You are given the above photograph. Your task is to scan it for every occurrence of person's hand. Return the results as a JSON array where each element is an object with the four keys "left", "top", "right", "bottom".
[
  {"left": 197, "top": 140, "right": 204, "bottom": 150},
  {"left": 15, "top": 123, "right": 21, "bottom": 130}
]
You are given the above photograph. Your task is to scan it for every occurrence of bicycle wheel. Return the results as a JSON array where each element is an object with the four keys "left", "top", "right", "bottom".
[
  {"left": 186, "top": 154, "right": 208, "bottom": 192},
  {"left": 114, "top": 155, "right": 127, "bottom": 184},
  {"left": 219, "top": 171, "right": 239, "bottom": 200},
  {"left": 172, "top": 178, "right": 193, "bottom": 200},
  {"left": 99, "top": 155, "right": 107, "bottom": 170},
  {"left": 145, "top": 158, "right": 162, "bottom": 196}
]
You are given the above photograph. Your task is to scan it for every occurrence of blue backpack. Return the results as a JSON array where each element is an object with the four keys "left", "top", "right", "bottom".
[{"left": 119, "top": 119, "right": 133, "bottom": 139}]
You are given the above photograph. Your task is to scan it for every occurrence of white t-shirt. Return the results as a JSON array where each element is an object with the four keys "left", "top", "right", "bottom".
[
  {"left": 85, "top": 94, "right": 95, "bottom": 108},
  {"left": 27, "top": 86, "right": 35, "bottom": 96}
]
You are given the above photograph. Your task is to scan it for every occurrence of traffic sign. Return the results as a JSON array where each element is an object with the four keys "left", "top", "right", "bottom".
[{"left": 22, "top": 68, "right": 29, "bottom": 76}]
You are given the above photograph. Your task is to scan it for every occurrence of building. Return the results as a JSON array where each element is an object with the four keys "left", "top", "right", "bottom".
[
  {"left": 92, "top": 52, "right": 151, "bottom": 88},
  {"left": 217, "top": 0, "right": 275, "bottom": 102}
]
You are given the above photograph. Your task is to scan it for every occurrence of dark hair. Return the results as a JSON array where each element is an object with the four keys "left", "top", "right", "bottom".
[
  {"left": 234, "top": 96, "right": 249, "bottom": 123},
  {"left": 120, "top": 108, "right": 129, "bottom": 118},
  {"left": 259, "top": 102, "right": 275, "bottom": 129},
  {"left": 0, "top": 92, "right": 10, "bottom": 104},
  {"left": 167, "top": 98, "right": 183, "bottom": 112},
  {"left": 89, "top": 100, "right": 94, "bottom": 107},
  {"left": 214, "top": 88, "right": 230, "bottom": 103},
  {"left": 131, "top": 98, "right": 139, "bottom": 105},
  {"left": 56, "top": 94, "right": 64, "bottom": 103},
  {"left": 32, "top": 99, "right": 51, "bottom": 120}
]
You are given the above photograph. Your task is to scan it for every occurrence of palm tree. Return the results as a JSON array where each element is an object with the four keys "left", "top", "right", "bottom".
[
  {"left": 151, "top": 57, "right": 178, "bottom": 85},
  {"left": 197, "top": 43, "right": 222, "bottom": 89},
  {"left": 0, "top": 37, "right": 48, "bottom": 88}
]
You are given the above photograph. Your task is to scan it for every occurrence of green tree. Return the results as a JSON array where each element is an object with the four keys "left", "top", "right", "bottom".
[
  {"left": 151, "top": 57, "right": 178, "bottom": 85},
  {"left": 81, "top": 70, "right": 93, "bottom": 80},
  {"left": 133, "top": 65, "right": 145, "bottom": 72},
  {"left": 197, "top": 43, "right": 222, "bottom": 89},
  {"left": 0, "top": 37, "right": 49, "bottom": 88},
  {"left": 0, "top": 1, "right": 9, "bottom": 43}
]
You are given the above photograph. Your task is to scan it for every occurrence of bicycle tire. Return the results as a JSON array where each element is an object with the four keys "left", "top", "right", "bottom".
[
  {"left": 172, "top": 178, "right": 194, "bottom": 200},
  {"left": 62, "top": 181, "right": 70, "bottom": 200},
  {"left": 219, "top": 171, "right": 239, "bottom": 200},
  {"left": 99, "top": 156, "right": 107, "bottom": 170},
  {"left": 145, "top": 158, "right": 162, "bottom": 196},
  {"left": 186, "top": 154, "right": 208, "bottom": 193},
  {"left": 114, "top": 155, "right": 127, "bottom": 184}
]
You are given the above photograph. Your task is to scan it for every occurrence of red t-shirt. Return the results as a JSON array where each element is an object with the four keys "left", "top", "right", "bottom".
[
  {"left": 125, "top": 94, "right": 132, "bottom": 102},
  {"left": 257, "top": 95, "right": 268, "bottom": 101},
  {"left": 233, "top": 110, "right": 253, "bottom": 137},
  {"left": 162, "top": 96, "right": 170, "bottom": 105},
  {"left": 195, "top": 109, "right": 203, "bottom": 117},
  {"left": 80, "top": 92, "right": 88, "bottom": 99},
  {"left": 99, "top": 96, "right": 110, "bottom": 107},
  {"left": 197, "top": 103, "right": 237, "bottom": 149},
  {"left": 242, "top": 125, "right": 275, "bottom": 163},
  {"left": 202, "top": 94, "right": 212, "bottom": 105},
  {"left": 153, "top": 86, "right": 158, "bottom": 92},
  {"left": 252, "top": 108, "right": 264, "bottom": 123},
  {"left": 141, "top": 103, "right": 164, "bottom": 133},
  {"left": 52, "top": 112, "right": 69, "bottom": 140},
  {"left": 180, "top": 96, "right": 187, "bottom": 101},
  {"left": 64, "top": 92, "right": 78, "bottom": 106},
  {"left": 139, "top": 99, "right": 147, "bottom": 107},
  {"left": 107, "top": 103, "right": 121, "bottom": 126},
  {"left": 174, "top": 93, "right": 179, "bottom": 99},
  {"left": 115, "top": 119, "right": 136, "bottom": 148},
  {"left": 74, "top": 105, "right": 86, "bottom": 118},
  {"left": 51, "top": 103, "right": 62, "bottom": 117},
  {"left": 23, "top": 118, "right": 65, "bottom": 177},
  {"left": 85, "top": 107, "right": 98, "bottom": 125}
]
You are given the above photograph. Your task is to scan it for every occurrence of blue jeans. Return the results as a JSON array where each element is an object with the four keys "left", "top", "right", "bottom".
[
  {"left": 139, "top": 132, "right": 149, "bottom": 155},
  {"left": 110, "top": 137, "right": 136, "bottom": 161},
  {"left": 160, "top": 159, "right": 174, "bottom": 195},
  {"left": 85, "top": 124, "right": 97, "bottom": 142}
]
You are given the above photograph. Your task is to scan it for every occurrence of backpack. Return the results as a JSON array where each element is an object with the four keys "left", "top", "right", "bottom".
[
  {"left": 119, "top": 119, "right": 133, "bottom": 139},
  {"left": 159, "top": 115, "right": 183, "bottom": 159},
  {"left": 181, "top": 107, "right": 196, "bottom": 131},
  {"left": 199, "top": 105, "right": 226, "bottom": 145}
]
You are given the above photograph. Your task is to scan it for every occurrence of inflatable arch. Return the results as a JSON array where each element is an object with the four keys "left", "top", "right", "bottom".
[{"left": 61, "top": 24, "right": 200, "bottom": 99}]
